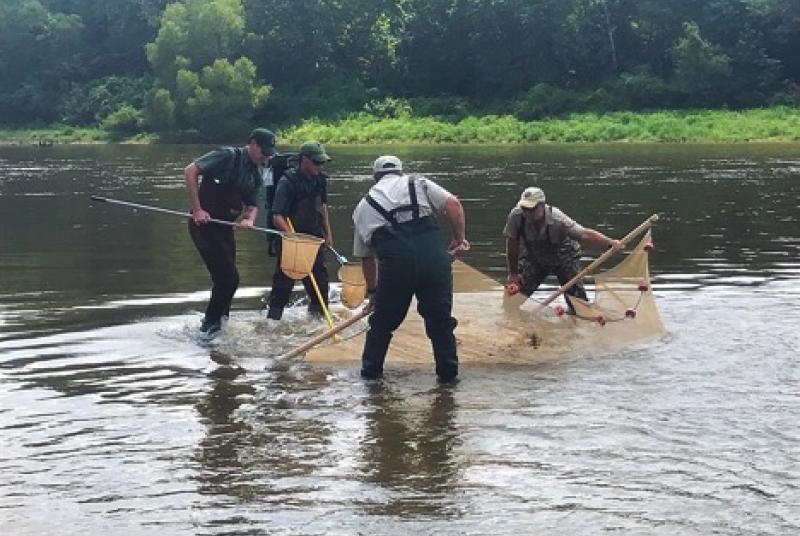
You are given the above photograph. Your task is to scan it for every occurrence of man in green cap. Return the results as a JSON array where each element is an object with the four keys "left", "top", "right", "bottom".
[
  {"left": 185, "top": 127, "right": 277, "bottom": 336},
  {"left": 265, "top": 141, "right": 334, "bottom": 320}
]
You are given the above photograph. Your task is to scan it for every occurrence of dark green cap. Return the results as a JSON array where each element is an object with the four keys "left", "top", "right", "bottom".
[
  {"left": 299, "top": 141, "right": 331, "bottom": 163},
  {"left": 249, "top": 127, "right": 277, "bottom": 156}
]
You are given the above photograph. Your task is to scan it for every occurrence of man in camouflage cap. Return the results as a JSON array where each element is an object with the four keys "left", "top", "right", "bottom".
[{"left": 504, "top": 186, "right": 622, "bottom": 313}]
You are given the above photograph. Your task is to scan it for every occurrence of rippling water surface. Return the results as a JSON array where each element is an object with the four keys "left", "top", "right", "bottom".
[{"left": 1, "top": 143, "right": 799, "bottom": 534}]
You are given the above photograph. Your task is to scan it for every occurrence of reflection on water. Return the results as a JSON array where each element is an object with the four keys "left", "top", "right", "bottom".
[
  {"left": 1, "top": 144, "right": 799, "bottom": 534},
  {"left": 359, "top": 384, "right": 460, "bottom": 518}
]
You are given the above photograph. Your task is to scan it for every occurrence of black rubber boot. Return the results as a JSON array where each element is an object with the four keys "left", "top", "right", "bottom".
[
  {"left": 200, "top": 318, "right": 222, "bottom": 336},
  {"left": 432, "top": 335, "right": 458, "bottom": 382},
  {"left": 266, "top": 307, "right": 283, "bottom": 320},
  {"left": 360, "top": 330, "right": 392, "bottom": 379}
]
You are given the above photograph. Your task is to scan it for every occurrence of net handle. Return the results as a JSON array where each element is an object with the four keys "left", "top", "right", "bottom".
[
  {"left": 539, "top": 214, "right": 659, "bottom": 307},
  {"left": 286, "top": 218, "right": 335, "bottom": 329},
  {"left": 279, "top": 306, "right": 372, "bottom": 359}
]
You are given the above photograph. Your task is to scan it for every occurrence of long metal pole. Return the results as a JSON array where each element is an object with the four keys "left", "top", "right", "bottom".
[{"left": 90, "top": 195, "right": 284, "bottom": 236}]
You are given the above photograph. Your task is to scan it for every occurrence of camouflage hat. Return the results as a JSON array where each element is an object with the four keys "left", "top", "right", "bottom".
[
  {"left": 517, "top": 187, "right": 546, "bottom": 209},
  {"left": 299, "top": 141, "right": 331, "bottom": 163}
]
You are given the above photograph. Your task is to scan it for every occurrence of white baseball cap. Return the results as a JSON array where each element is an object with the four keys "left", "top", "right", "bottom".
[
  {"left": 373, "top": 155, "right": 403, "bottom": 174},
  {"left": 517, "top": 187, "right": 546, "bottom": 209}
]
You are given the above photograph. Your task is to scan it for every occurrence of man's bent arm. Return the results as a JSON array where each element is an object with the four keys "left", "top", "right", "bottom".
[
  {"left": 579, "top": 227, "right": 622, "bottom": 251},
  {"left": 184, "top": 162, "right": 208, "bottom": 224},
  {"left": 506, "top": 237, "right": 521, "bottom": 281},
  {"left": 361, "top": 254, "right": 378, "bottom": 291},
  {"left": 442, "top": 196, "right": 466, "bottom": 240}
]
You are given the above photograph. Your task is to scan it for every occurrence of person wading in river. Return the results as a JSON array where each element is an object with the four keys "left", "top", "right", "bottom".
[
  {"left": 265, "top": 141, "right": 334, "bottom": 320},
  {"left": 185, "top": 127, "right": 276, "bottom": 336},
  {"left": 352, "top": 155, "right": 469, "bottom": 383},
  {"left": 504, "top": 186, "right": 623, "bottom": 313}
]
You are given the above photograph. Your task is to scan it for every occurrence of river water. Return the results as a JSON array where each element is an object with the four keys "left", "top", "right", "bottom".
[{"left": 1, "top": 143, "right": 798, "bottom": 535}]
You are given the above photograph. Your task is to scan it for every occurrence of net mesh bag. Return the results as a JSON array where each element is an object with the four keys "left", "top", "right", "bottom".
[
  {"left": 338, "top": 262, "right": 366, "bottom": 309},
  {"left": 305, "top": 231, "right": 664, "bottom": 365},
  {"left": 280, "top": 232, "right": 324, "bottom": 280},
  {"left": 570, "top": 230, "right": 659, "bottom": 326}
]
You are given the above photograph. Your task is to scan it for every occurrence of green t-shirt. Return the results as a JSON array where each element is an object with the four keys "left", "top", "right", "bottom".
[{"left": 195, "top": 147, "right": 265, "bottom": 207}]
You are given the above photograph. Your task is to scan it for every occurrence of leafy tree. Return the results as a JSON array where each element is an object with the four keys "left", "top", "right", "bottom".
[
  {"left": 61, "top": 76, "right": 152, "bottom": 124},
  {"left": 0, "top": 0, "right": 83, "bottom": 123},
  {"left": 181, "top": 57, "right": 271, "bottom": 136},
  {"left": 101, "top": 104, "right": 144, "bottom": 137},
  {"left": 3, "top": 0, "right": 800, "bottom": 129},
  {"left": 671, "top": 21, "right": 732, "bottom": 106},
  {"left": 145, "top": 0, "right": 245, "bottom": 87},
  {"left": 143, "top": 88, "right": 176, "bottom": 131},
  {"left": 42, "top": 0, "right": 167, "bottom": 76},
  {"left": 143, "top": 0, "right": 270, "bottom": 136}
]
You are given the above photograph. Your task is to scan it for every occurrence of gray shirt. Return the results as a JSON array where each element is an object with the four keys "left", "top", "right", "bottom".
[
  {"left": 352, "top": 173, "right": 452, "bottom": 257},
  {"left": 503, "top": 205, "right": 585, "bottom": 244}
]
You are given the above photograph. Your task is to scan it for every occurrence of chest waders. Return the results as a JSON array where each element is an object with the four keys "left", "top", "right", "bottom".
[
  {"left": 266, "top": 171, "right": 329, "bottom": 319},
  {"left": 359, "top": 178, "right": 458, "bottom": 381},
  {"left": 518, "top": 209, "right": 588, "bottom": 309},
  {"left": 190, "top": 148, "right": 248, "bottom": 329}
]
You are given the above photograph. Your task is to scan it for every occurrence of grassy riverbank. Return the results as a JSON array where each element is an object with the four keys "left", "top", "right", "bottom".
[
  {"left": 281, "top": 107, "right": 800, "bottom": 144},
  {"left": 0, "top": 125, "right": 108, "bottom": 145},
  {"left": 2, "top": 107, "right": 799, "bottom": 145},
  {"left": 0, "top": 126, "right": 154, "bottom": 145}
]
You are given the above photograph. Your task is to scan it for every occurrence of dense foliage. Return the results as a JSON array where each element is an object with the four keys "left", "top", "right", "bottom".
[{"left": 1, "top": 0, "right": 798, "bottom": 139}]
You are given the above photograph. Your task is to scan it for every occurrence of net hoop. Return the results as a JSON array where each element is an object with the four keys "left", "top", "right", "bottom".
[
  {"left": 338, "top": 262, "right": 366, "bottom": 309},
  {"left": 280, "top": 232, "right": 324, "bottom": 280}
]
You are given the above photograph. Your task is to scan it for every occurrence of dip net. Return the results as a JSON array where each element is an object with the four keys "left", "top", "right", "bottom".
[{"left": 280, "top": 232, "right": 324, "bottom": 280}]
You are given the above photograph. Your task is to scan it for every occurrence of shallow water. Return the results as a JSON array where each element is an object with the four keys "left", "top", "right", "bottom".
[{"left": 1, "top": 143, "right": 799, "bottom": 534}]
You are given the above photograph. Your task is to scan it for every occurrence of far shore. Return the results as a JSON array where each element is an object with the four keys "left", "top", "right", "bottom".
[{"left": 3, "top": 107, "right": 800, "bottom": 146}]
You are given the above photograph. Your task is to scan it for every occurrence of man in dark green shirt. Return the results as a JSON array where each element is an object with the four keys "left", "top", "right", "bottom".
[
  {"left": 265, "top": 141, "right": 334, "bottom": 320},
  {"left": 185, "top": 127, "right": 277, "bottom": 335}
]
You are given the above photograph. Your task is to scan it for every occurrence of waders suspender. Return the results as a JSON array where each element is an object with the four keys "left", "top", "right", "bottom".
[
  {"left": 518, "top": 205, "right": 556, "bottom": 244},
  {"left": 364, "top": 176, "right": 420, "bottom": 227}
]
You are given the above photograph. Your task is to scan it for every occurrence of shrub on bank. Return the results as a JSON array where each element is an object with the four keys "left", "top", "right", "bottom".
[{"left": 279, "top": 107, "right": 800, "bottom": 144}]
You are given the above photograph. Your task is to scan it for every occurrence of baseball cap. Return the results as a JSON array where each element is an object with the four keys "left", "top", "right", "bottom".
[
  {"left": 248, "top": 128, "right": 277, "bottom": 156},
  {"left": 517, "top": 187, "right": 546, "bottom": 209},
  {"left": 373, "top": 155, "right": 403, "bottom": 174},
  {"left": 299, "top": 141, "right": 331, "bottom": 163}
]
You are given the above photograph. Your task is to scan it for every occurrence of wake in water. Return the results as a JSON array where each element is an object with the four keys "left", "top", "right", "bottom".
[{"left": 155, "top": 295, "right": 370, "bottom": 372}]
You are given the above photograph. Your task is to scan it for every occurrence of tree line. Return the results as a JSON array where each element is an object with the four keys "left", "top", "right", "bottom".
[{"left": 1, "top": 0, "right": 798, "bottom": 140}]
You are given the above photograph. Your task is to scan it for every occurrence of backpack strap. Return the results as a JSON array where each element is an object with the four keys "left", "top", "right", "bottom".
[
  {"left": 224, "top": 147, "right": 243, "bottom": 183},
  {"left": 518, "top": 206, "right": 557, "bottom": 243}
]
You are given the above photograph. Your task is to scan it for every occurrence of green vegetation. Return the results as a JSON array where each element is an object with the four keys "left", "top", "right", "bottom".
[
  {"left": 2, "top": 0, "right": 800, "bottom": 143},
  {"left": 2, "top": 107, "right": 799, "bottom": 145},
  {"left": 0, "top": 126, "right": 108, "bottom": 145},
  {"left": 279, "top": 107, "right": 800, "bottom": 144}
]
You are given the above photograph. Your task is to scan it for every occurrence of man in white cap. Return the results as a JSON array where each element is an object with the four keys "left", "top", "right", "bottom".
[
  {"left": 352, "top": 155, "right": 469, "bottom": 382},
  {"left": 504, "top": 186, "right": 622, "bottom": 312}
]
